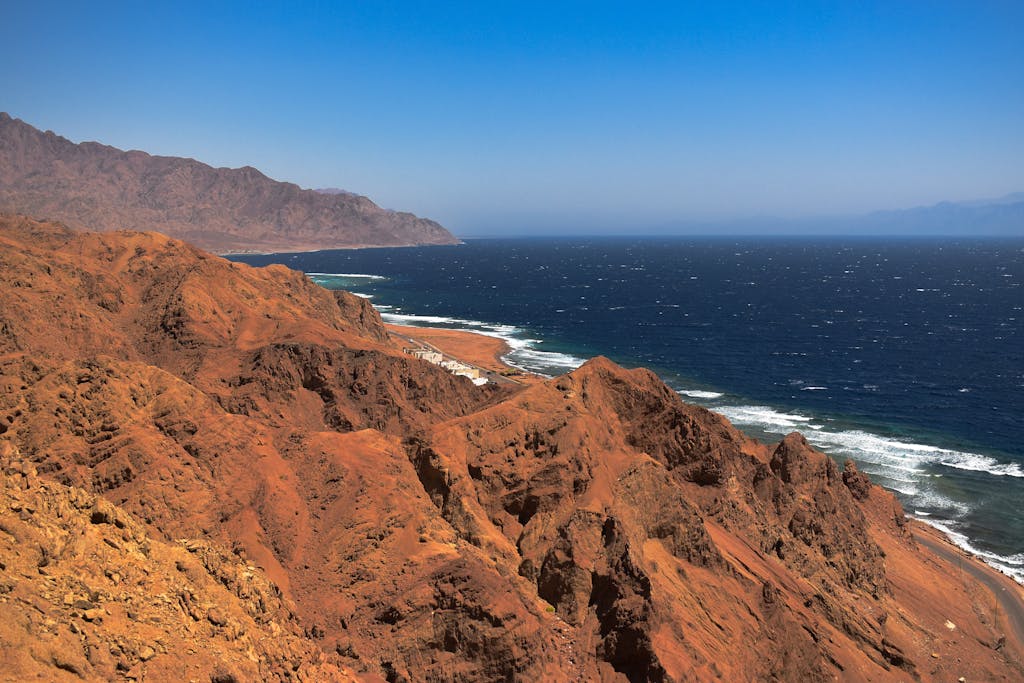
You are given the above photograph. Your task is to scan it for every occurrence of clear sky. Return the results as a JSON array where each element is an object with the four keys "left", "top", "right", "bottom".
[{"left": 3, "top": 1, "right": 1023, "bottom": 235}]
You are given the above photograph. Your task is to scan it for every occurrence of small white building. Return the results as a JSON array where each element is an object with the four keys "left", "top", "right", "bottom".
[
  {"left": 442, "top": 361, "right": 480, "bottom": 378},
  {"left": 407, "top": 348, "right": 443, "bottom": 364},
  {"left": 405, "top": 347, "right": 485, "bottom": 384}
]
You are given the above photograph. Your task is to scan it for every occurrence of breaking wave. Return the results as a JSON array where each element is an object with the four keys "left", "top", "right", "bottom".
[
  {"left": 678, "top": 389, "right": 724, "bottom": 399},
  {"left": 306, "top": 272, "right": 388, "bottom": 280},
  {"left": 300, "top": 263, "right": 1024, "bottom": 582},
  {"left": 713, "top": 399, "right": 1023, "bottom": 581},
  {"left": 716, "top": 405, "right": 822, "bottom": 431},
  {"left": 917, "top": 518, "right": 1024, "bottom": 583},
  {"left": 377, "top": 310, "right": 585, "bottom": 377}
]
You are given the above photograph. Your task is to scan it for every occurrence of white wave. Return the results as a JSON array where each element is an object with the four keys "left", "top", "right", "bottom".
[
  {"left": 907, "top": 488, "right": 972, "bottom": 516},
  {"left": 804, "top": 428, "right": 1024, "bottom": 479},
  {"left": 380, "top": 311, "right": 505, "bottom": 328},
  {"left": 504, "top": 347, "right": 587, "bottom": 377},
  {"left": 351, "top": 292, "right": 373, "bottom": 299},
  {"left": 717, "top": 403, "right": 1019, "bottom": 521},
  {"left": 862, "top": 469, "right": 918, "bottom": 485},
  {"left": 306, "top": 272, "right": 388, "bottom": 280},
  {"left": 917, "top": 518, "right": 1024, "bottom": 584},
  {"left": 801, "top": 386, "right": 828, "bottom": 391},
  {"left": 377, "top": 310, "right": 585, "bottom": 378},
  {"left": 885, "top": 484, "right": 918, "bottom": 497},
  {"left": 716, "top": 405, "right": 821, "bottom": 432},
  {"left": 938, "top": 451, "right": 1024, "bottom": 478},
  {"left": 678, "top": 389, "right": 724, "bottom": 400}
]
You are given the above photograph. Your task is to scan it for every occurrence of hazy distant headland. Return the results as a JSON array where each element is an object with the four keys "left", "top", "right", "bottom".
[
  {"left": 644, "top": 193, "right": 1024, "bottom": 237},
  {"left": 0, "top": 113, "right": 459, "bottom": 252}
]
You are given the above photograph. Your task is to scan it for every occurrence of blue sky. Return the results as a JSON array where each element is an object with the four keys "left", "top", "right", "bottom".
[{"left": 2, "top": 1, "right": 1023, "bottom": 235}]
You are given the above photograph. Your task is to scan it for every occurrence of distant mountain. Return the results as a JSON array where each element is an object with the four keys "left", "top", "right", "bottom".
[
  {"left": 852, "top": 193, "right": 1024, "bottom": 236},
  {"left": 949, "top": 191, "right": 1024, "bottom": 208},
  {"left": 0, "top": 112, "right": 458, "bottom": 252},
  {"left": 646, "top": 193, "right": 1024, "bottom": 237}
]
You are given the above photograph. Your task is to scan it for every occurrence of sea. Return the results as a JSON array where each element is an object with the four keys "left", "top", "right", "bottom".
[{"left": 229, "top": 237, "right": 1024, "bottom": 582}]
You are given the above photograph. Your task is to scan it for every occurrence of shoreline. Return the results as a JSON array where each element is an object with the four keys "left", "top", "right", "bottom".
[
  {"left": 385, "top": 323, "right": 545, "bottom": 385},
  {"left": 383, "top": 322, "right": 1024, "bottom": 586},
  {"left": 910, "top": 520, "right": 1024, "bottom": 643},
  {"left": 219, "top": 240, "right": 464, "bottom": 257}
]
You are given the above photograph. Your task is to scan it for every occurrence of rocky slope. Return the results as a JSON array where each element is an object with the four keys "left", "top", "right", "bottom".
[
  {"left": 1, "top": 214, "right": 1022, "bottom": 681},
  {"left": 0, "top": 113, "right": 458, "bottom": 252},
  {"left": 0, "top": 442, "right": 356, "bottom": 682}
]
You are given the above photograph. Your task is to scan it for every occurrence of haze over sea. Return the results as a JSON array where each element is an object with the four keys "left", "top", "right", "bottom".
[{"left": 232, "top": 237, "right": 1024, "bottom": 580}]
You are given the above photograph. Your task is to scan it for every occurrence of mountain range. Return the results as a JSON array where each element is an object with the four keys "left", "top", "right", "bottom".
[
  {"left": 0, "top": 113, "right": 458, "bottom": 252},
  {"left": 655, "top": 194, "right": 1024, "bottom": 237}
]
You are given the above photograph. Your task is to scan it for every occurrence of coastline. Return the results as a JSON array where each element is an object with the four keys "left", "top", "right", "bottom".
[
  {"left": 909, "top": 520, "right": 1024, "bottom": 649},
  {"left": 4, "top": 216, "right": 1022, "bottom": 678},
  {"left": 385, "top": 323, "right": 545, "bottom": 385},
  {"left": 219, "top": 240, "right": 464, "bottom": 257},
  {"left": 388, "top": 321, "right": 1024, "bottom": 602},
  {"left": 270, "top": 246, "right": 1024, "bottom": 587}
]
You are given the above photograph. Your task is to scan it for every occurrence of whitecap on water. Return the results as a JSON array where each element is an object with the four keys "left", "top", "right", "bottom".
[
  {"left": 917, "top": 518, "right": 1024, "bottom": 583},
  {"left": 306, "top": 272, "right": 388, "bottom": 280},
  {"left": 716, "top": 405, "right": 821, "bottom": 431},
  {"left": 377, "top": 310, "right": 585, "bottom": 377},
  {"left": 716, "top": 403, "right": 1020, "bottom": 541},
  {"left": 678, "top": 389, "right": 724, "bottom": 400}
]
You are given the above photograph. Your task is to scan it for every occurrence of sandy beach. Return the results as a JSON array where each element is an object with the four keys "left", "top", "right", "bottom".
[{"left": 386, "top": 323, "right": 545, "bottom": 385}]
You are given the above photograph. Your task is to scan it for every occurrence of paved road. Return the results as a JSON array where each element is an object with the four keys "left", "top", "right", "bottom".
[{"left": 914, "top": 529, "right": 1024, "bottom": 649}]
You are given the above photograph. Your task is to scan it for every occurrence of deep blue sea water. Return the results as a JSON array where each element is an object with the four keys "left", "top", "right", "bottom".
[{"left": 231, "top": 237, "right": 1024, "bottom": 580}]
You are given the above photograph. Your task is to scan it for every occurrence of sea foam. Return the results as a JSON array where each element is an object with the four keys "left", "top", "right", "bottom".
[
  {"left": 716, "top": 405, "right": 822, "bottom": 431},
  {"left": 678, "top": 389, "right": 725, "bottom": 399},
  {"left": 917, "top": 518, "right": 1024, "bottom": 583},
  {"left": 306, "top": 272, "right": 389, "bottom": 280},
  {"left": 378, "top": 310, "right": 585, "bottom": 377},
  {"left": 714, "top": 404, "right": 1023, "bottom": 480}
]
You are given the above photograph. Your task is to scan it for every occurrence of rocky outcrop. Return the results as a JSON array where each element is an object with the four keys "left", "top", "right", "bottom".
[
  {"left": 223, "top": 342, "right": 510, "bottom": 433},
  {"left": 414, "top": 358, "right": 1023, "bottom": 680},
  {"left": 0, "top": 443, "right": 356, "bottom": 682},
  {"left": 0, "top": 216, "right": 562, "bottom": 681},
  {"left": 0, "top": 215, "right": 1020, "bottom": 681},
  {"left": 0, "top": 112, "right": 459, "bottom": 252}
]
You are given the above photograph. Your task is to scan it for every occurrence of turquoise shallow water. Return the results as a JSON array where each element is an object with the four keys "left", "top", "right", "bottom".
[{"left": 230, "top": 237, "right": 1024, "bottom": 580}]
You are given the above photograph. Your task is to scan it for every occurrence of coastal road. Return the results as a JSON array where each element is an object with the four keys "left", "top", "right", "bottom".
[{"left": 914, "top": 530, "right": 1024, "bottom": 650}]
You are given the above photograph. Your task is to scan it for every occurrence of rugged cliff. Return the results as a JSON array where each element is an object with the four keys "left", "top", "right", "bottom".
[
  {"left": 0, "top": 443, "right": 356, "bottom": 682},
  {"left": 1, "top": 215, "right": 1021, "bottom": 681},
  {"left": 0, "top": 113, "right": 458, "bottom": 252}
]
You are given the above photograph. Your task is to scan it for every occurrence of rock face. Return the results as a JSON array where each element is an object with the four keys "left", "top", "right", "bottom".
[
  {"left": 0, "top": 113, "right": 459, "bottom": 252},
  {"left": 0, "top": 442, "right": 356, "bottom": 682},
  {"left": 1, "top": 214, "right": 1022, "bottom": 681}
]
